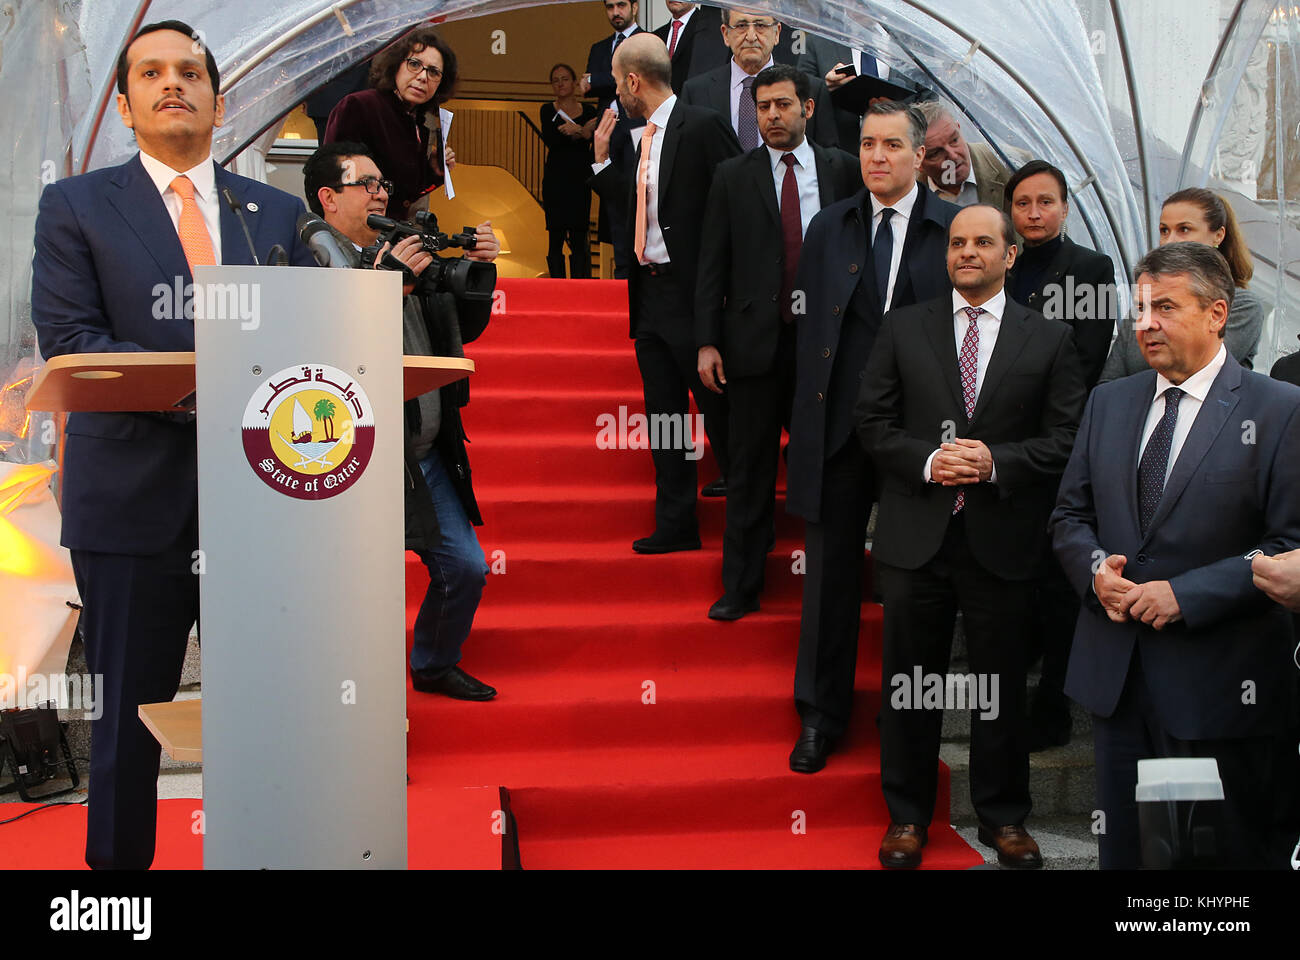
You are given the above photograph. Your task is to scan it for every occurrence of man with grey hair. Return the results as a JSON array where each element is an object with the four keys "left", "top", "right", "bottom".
[
  {"left": 784, "top": 99, "right": 956, "bottom": 780},
  {"left": 914, "top": 99, "right": 1018, "bottom": 209},
  {"left": 1051, "top": 241, "right": 1300, "bottom": 869}
]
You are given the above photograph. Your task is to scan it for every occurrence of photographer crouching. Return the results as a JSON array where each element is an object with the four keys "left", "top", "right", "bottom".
[{"left": 304, "top": 141, "right": 501, "bottom": 700}]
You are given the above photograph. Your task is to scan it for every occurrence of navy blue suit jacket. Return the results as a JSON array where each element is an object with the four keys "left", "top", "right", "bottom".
[
  {"left": 1051, "top": 355, "right": 1300, "bottom": 739},
  {"left": 31, "top": 155, "right": 316, "bottom": 555},
  {"left": 786, "top": 185, "right": 957, "bottom": 522}
]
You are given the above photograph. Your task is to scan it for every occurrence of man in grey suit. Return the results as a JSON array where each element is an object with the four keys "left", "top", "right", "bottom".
[
  {"left": 1052, "top": 242, "right": 1300, "bottom": 869},
  {"left": 681, "top": 7, "right": 839, "bottom": 151}
]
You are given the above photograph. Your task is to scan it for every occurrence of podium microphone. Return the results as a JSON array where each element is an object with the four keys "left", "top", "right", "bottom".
[
  {"left": 266, "top": 244, "right": 289, "bottom": 266},
  {"left": 221, "top": 187, "right": 261, "bottom": 265},
  {"left": 297, "top": 212, "right": 352, "bottom": 268}
]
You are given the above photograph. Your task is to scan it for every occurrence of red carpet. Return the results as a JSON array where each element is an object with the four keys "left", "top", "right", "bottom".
[
  {"left": 406, "top": 278, "right": 980, "bottom": 869},
  {"left": 0, "top": 278, "right": 980, "bottom": 870}
]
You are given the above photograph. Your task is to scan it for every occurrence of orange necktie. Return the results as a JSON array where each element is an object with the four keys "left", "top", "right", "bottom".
[
  {"left": 634, "top": 121, "right": 658, "bottom": 264},
  {"left": 170, "top": 175, "right": 216, "bottom": 271}
]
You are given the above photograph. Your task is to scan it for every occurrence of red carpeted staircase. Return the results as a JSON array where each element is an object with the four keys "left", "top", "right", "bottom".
[{"left": 406, "top": 278, "right": 981, "bottom": 869}]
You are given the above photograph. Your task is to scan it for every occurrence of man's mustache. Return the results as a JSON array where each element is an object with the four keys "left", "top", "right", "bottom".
[{"left": 154, "top": 96, "right": 196, "bottom": 112}]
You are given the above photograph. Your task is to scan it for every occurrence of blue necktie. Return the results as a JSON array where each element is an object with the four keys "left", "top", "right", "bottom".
[
  {"left": 1137, "top": 387, "right": 1183, "bottom": 534},
  {"left": 872, "top": 207, "right": 895, "bottom": 310}
]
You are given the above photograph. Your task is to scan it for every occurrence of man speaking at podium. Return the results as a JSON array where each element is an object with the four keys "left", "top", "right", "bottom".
[{"left": 30, "top": 21, "right": 314, "bottom": 869}]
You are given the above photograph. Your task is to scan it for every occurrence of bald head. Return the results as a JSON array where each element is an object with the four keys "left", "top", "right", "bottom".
[{"left": 613, "top": 31, "right": 672, "bottom": 91}]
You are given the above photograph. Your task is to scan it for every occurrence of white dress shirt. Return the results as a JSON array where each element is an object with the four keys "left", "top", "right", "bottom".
[
  {"left": 869, "top": 182, "right": 917, "bottom": 311},
  {"left": 139, "top": 150, "right": 223, "bottom": 264},
  {"left": 666, "top": 5, "right": 696, "bottom": 53},
  {"left": 636, "top": 95, "right": 677, "bottom": 265},
  {"left": 928, "top": 164, "right": 979, "bottom": 207},
  {"left": 1139, "top": 344, "right": 1227, "bottom": 486},
  {"left": 730, "top": 56, "right": 775, "bottom": 135},
  {"left": 765, "top": 138, "right": 820, "bottom": 237},
  {"left": 923, "top": 288, "right": 1007, "bottom": 483}
]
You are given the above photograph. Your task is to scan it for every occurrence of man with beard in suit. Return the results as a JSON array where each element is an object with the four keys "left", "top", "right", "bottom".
[
  {"left": 590, "top": 32, "right": 741, "bottom": 553},
  {"left": 694, "top": 64, "right": 860, "bottom": 620},
  {"left": 858, "top": 204, "right": 1086, "bottom": 869}
]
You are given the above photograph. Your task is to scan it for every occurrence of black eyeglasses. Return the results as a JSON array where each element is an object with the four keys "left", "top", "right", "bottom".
[
  {"left": 404, "top": 57, "right": 444, "bottom": 80},
  {"left": 336, "top": 177, "right": 393, "bottom": 196}
]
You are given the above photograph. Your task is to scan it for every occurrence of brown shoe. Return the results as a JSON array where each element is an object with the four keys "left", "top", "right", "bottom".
[
  {"left": 878, "top": 822, "right": 927, "bottom": 869},
  {"left": 978, "top": 823, "right": 1043, "bottom": 869}
]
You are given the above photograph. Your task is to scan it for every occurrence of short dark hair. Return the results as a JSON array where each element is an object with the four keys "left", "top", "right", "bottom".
[
  {"left": 951, "top": 203, "right": 1017, "bottom": 248},
  {"left": 549, "top": 62, "right": 578, "bottom": 82},
  {"left": 1134, "top": 241, "right": 1235, "bottom": 336},
  {"left": 863, "top": 100, "right": 927, "bottom": 151},
  {"left": 1006, "top": 159, "right": 1069, "bottom": 206},
  {"left": 370, "top": 28, "right": 458, "bottom": 109},
  {"left": 117, "top": 20, "right": 220, "bottom": 98},
  {"left": 303, "top": 141, "right": 375, "bottom": 217},
  {"left": 751, "top": 63, "right": 810, "bottom": 104}
]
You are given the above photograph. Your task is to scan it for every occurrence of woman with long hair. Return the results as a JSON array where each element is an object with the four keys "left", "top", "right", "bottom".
[
  {"left": 1100, "top": 188, "right": 1264, "bottom": 381},
  {"left": 324, "top": 28, "right": 459, "bottom": 220}
]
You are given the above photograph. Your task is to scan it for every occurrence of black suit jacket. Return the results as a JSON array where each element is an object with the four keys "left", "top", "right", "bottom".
[
  {"left": 857, "top": 295, "right": 1085, "bottom": 580},
  {"left": 793, "top": 34, "right": 898, "bottom": 154},
  {"left": 679, "top": 63, "right": 839, "bottom": 150},
  {"left": 694, "top": 141, "right": 860, "bottom": 377},
  {"left": 585, "top": 27, "right": 643, "bottom": 112},
  {"left": 654, "top": 5, "right": 728, "bottom": 93},
  {"left": 1051, "top": 356, "right": 1300, "bottom": 739},
  {"left": 786, "top": 185, "right": 958, "bottom": 522},
  {"left": 1271, "top": 348, "right": 1300, "bottom": 387},
  {"left": 589, "top": 98, "right": 742, "bottom": 346},
  {"left": 1007, "top": 235, "right": 1117, "bottom": 391}
]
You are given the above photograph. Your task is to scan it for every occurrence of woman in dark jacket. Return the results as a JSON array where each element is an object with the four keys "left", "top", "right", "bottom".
[
  {"left": 539, "top": 63, "right": 598, "bottom": 278},
  {"left": 325, "top": 28, "right": 458, "bottom": 220}
]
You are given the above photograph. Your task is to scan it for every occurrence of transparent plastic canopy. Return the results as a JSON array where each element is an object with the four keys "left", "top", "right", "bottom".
[{"left": 3, "top": 0, "right": 1298, "bottom": 465}]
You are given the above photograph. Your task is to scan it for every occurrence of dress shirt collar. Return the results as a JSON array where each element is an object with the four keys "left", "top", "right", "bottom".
[
  {"left": 928, "top": 161, "right": 978, "bottom": 196},
  {"left": 952, "top": 287, "right": 1007, "bottom": 322},
  {"left": 615, "top": 23, "right": 641, "bottom": 45},
  {"left": 670, "top": 6, "right": 695, "bottom": 27},
  {"left": 1152, "top": 343, "right": 1227, "bottom": 404},
  {"left": 869, "top": 181, "right": 919, "bottom": 221},
  {"left": 139, "top": 150, "right": 217, "bottom": 204},
  {"left": 731, "top": 56, "right": 775, "bottom": 91},
  {"left": 648, "top": 94, "right": 677, "bottom": 129},
  {"left": 766, "top": 137, "right": 814, "bottom": 173}
]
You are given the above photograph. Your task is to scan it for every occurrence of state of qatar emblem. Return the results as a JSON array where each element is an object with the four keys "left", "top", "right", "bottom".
[{"left": 241, "top": 363, "right": 375, "bottom": 500}]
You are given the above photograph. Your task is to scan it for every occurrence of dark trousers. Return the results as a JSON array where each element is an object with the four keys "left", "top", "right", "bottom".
[
  {"left": 633, "top": 271, "right": 728, "bottom": 536},
  {"left": 793, "top": 439, "right": 874, "bottom": 738},
  {"left": 1028, "top": 548, "right": 1078, "bottom": 724},
  {"left": 721, "top": 326, "right": 795, "bottom": 600},
  {"left": 1093, "top": 651, "right": 1299, "bottom": 869},
  {"left": 546, "top": 204, "right": 591, "bottom": 279},
  {"left": 877, "top": 514, "right": 1032, "bottom": 828},
  {"left": 71, "top": 515, "right": 199, "bottom": 870}
]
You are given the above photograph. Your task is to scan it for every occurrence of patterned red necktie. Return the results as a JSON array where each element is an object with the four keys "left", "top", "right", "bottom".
[
  {"left": 668, "top": 19, "right": 683, "bottom": 57},
  {"left": 779, "top": 153, "right": 802, "bottom": 323},
  {"left": 952, "top": 306, "right": 983, "bottom": 514}
]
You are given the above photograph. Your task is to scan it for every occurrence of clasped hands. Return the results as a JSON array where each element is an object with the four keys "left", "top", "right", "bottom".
[
  {"left": 1093, "top": 555, "right": 1182, "bottom": 630},
  {"left": 929, "top": 438, "right": 992, "bottom": 485}
]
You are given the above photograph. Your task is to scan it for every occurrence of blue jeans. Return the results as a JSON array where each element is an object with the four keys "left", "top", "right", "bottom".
[{"left": 410, "top": 448, "right": 488, "bottom": 674}]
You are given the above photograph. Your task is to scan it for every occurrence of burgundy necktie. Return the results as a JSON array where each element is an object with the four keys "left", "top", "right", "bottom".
[
  {"left": 952, "top": 306, "right": 983, "bottom": 514},
  {"left": 779, "top": 153, "right": 802, "bottom": 323},
  {"left": 668, "top": 19, "right": 683, "bottom": 57}
]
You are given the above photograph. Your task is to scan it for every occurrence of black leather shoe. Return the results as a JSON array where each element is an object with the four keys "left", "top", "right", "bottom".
[
  {"left": 411, "top": 665, "right": 497, "bottom": 700},
  {"left": 708, "top": 593, "right": 759, "bottom": 620},
  {"left": 701, "top": 478, "right": 727, "bottom": 498},
  {"left": 788, "top": 725, "right": 836, "bottom": 773},
  {"left": 632, "top": 530, "right": 701, "bottom": 554}
]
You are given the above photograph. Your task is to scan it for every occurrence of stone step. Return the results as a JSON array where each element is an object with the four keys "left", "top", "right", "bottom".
[{"left": 941, "top": 733, "right": 1097, "bottom": 820}]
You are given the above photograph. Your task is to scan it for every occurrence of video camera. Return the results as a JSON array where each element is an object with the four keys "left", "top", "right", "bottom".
[{"left": 362, "top": 211, "right": 495, "bottom": 302}]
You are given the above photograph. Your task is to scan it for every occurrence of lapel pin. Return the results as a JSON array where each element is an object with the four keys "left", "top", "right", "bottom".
[{"left": 246, "top": 201, "right": 259, "bottom": 213}]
